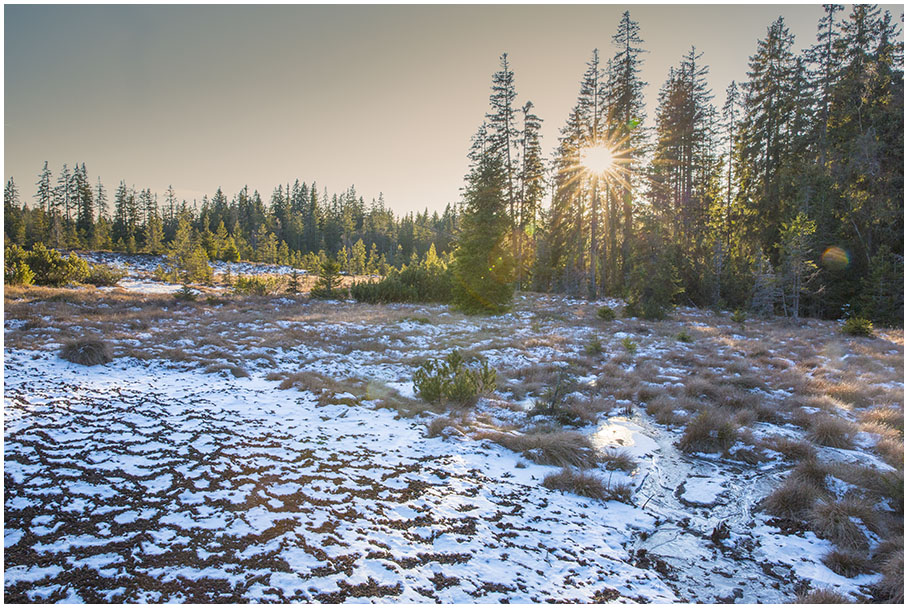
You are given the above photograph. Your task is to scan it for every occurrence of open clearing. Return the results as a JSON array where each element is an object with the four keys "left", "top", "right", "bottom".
[{"left": 4, "top": 260, "right": 903, "bottom": 603}]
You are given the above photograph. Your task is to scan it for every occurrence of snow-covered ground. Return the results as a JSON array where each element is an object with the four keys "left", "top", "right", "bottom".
[
  {"left": 5, "top": 351, "right": 673, "bottom": 603},
  {"left": 4, "top": 281, "right": 903, "bottom": 603},
  {"left": 75, "top": 251, "right": 306, "bottom": 295}
]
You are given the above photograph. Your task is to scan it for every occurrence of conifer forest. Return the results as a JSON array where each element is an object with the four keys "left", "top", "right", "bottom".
[{"left": 4, "top": 5, "right": 904, "bottom": 604}]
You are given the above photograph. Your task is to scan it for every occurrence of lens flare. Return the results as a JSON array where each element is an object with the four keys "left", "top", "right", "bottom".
[
  {"left": 821, "top": 246, "right": 850, "bottom": 271},
  {"left": 580, "top": 146, "right": 615, "bottom": 175}
]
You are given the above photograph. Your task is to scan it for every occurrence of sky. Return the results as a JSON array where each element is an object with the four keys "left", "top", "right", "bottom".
[{"left": 4, "top": 4, "right": 903, "bottom": 216}]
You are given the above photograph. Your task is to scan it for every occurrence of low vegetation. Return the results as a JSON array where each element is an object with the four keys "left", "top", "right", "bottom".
[
  {"left": 542, "top": 468, "right": 632, "bottom": 503},
  {"left": 479, "top": 429, "right": 601, "bottom": 470},
  {"left": 59, "top": 338, "right": 113, "bottom": 366},
  {"left": 841, "top": 316, "right": 874, "bottom": 337},
  {"left": 412, "top": 350, "right": 497, "bottom": 408}
]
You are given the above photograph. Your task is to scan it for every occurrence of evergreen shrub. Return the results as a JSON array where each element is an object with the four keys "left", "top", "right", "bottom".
[
  {"left": 4, "top": 243, "right": 90, "bottom": 286},
  {"left": 234, "top": 275, "right": 281, "bottom": 295},
  {"left": 412, "top": 349, "right": 497, "bottom": 407},
  {"left": 596, "top": 306, "right": 617, "bottom": 321},
  {"left": 310, "top": 258, "right": 345, "bottom": 299},
  {"left": 351, "top": 264, "right": 453, "bottom": 304},
  {"left": 84, "top": 263, "right": 125, "bottom": 287},
  {"left": 842, "top": 317, "right": 873, "bottom": 337}
]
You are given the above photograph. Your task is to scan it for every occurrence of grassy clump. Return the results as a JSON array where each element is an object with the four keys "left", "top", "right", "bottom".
[
  {"left": 59, "top": 338, "right": 113, "bottom": 366},
  {"left": 860, "top": 406, "right": 904, "bottom": 433},
  {"left": 678, "top": 411, "right": 737, "bottom": 454},
  {"left": 482, "top": 429, "right": 600, "bottom": 469},
  {"left": 808, "top": 414, "right": 856, "bottom": 449},
  {"left": 873, "top": 538, "right": 904, "bottom": 603},
  {"left": 841, "top": 316, "right": 873, "bottom": 337},
  {"left": 794, "top": 588, "right": 852, "bottom": 604},
  {"left": 761, "top": 477, "right": 822, "bottom": 520},
  {"left": 809, "top": 499, "right": 871, "bottom": 551},
  {"left": 412, "top": 350, "right": 497, "bottom": 408},
  {"left": 542, "top": 468, "right": 633, "bottom": 503},
  {"left": 601, "top": 448, "right": 635, "bottom": 472},
  {"left": 821, "top": 549, "right": 872, "bottom": 578}
]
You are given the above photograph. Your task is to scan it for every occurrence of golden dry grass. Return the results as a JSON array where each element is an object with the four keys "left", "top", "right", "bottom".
[{"left": 476, "top": 429, "right": 601, "bottom": 469}]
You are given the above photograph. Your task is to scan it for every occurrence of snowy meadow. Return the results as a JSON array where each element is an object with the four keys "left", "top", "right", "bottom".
[{"left": 4, "top": 257, "right": 903, "bottom": 603}]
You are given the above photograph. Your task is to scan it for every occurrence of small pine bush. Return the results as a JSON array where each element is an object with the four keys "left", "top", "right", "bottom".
[
  {"left": 16, "top": 243, "right": 90, "bottom": 286},
  {"left": 4, "top": 244, "right": 33, "bottom": 285},
  {"left": 731, "top": 308, "right": 747, "bottom": 325},
  {"left": 621, "top": 337, "right": 638, "bottom": 354},
  {"left": 412, "top": 350, "right": 497, "bottom": 408},
  {"left": 676, "top": 329, "right": 693, "bottom": 343},
  {"left": 310, "top": 258, "right": 345, "bottom": 299},
  {"left": 175, "top": 285, "right": 197, "bottom": 301},
  {"left": 5, "top": 260, "right": 34, "bottom": 286},
  {"left": 234, "top": 275, "right": 281, "bottom": 295},
  {"left": 84, "top": 263, "right": 125, "bottom": 287},
  {"left": 596, "top": 306, "right": 616, "bottom": 321},
  {"left": 841, "top": 317, "right": 873, "bottom": 337},
  {"left": 585, "top": 337, "right": 604, "bottom": 355},
  {"left": 286, "top": 270, "right": 302, "bottom": 294},
  {"left": 351, "top": 264, "right": 453, "bottom": 304}
]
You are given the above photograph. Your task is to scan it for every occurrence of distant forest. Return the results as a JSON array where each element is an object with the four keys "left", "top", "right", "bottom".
[{"left": 4, "top": 5, "right": 903, "bottom": 324}]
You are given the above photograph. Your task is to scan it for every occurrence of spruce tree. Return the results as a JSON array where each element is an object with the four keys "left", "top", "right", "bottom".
[
  {"left": 609, "top": 11, "right": 648, "bottom": 285},
  {"left": 452, "top": 143, "right": 514, "bottom": 314},
  {"left": 35, "top": 161, "right": 53, "bottom": 215}
]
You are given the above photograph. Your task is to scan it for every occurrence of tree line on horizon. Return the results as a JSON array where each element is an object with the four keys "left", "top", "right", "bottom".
[
  {"left": 4, "top": 5, "right": 903, "bottom": 325},
  {"left": 4, "top": 166, "right": 459, "bottom": 276}
]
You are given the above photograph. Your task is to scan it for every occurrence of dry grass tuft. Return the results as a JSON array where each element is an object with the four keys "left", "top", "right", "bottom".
[
  {"left": 646, "top": 395, "right": 685, "bottom": 426},
  {"left": 426, "top": 414, "right": 462, "bottom": 438},
  {"left": 794, "top": 588, "right": 852, "bottom": 603},
  {"left": 761, "top": 478, "right": 822, "bottom": 520},
  {"left": 542, "top": 468, "right": 609, "bottom": 500},
  {"left": 59, "top": 338, "right": 113, "bottom": 366},
  {"left": 788, "top": 457, "right": 829, "bottom": 489},
  {"left": 821, "top": 549, "right": 872, "bottom": 578},
  {"left": 478, "top": 429, "right": 600, "bottom": 469},
  {"left": 873, "top": 537, "right": 904, "bottom": 604},
  {"left": 764, "top": 436, "right": 817, "bottom": 462},
  {"left": 875, "top": 435, "right": 905, "bottom": 469},
  {"left": 203, "top": 362, "right": 249, "bottom": 378},
  {"left": 807, "top": 414, "right": 856, "bottom": 449},
  {"left": 824, "top": 381, "right": 873, "bottom": 408},
  {"left": 683, "top": 375, "right": 723, "bottom": 401},
  {"left": 271, "top": 370, "right": 366, "bottom": 406},
  {"left": 860, "top": 406, "right": 904, "bottom": 434},
  {"left": 678, "top": 411, "right": 737, "bottom": 454},
  {"left": 600, "top": 448, "right": 635, "bottom": 472},
  {"left": 636, "top": 383, "right": 662, "bottom": 403},
  {"left": 542, "top": 468, "right": 632, "bottom": 503},
  {"left": 808, "top": 499, "right": 870, "bottom": 551}
]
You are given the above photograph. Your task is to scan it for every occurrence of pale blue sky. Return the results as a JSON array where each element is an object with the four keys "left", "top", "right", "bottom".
[{"left": 5, "top": 5, "right": 902, "bottom": 214}]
